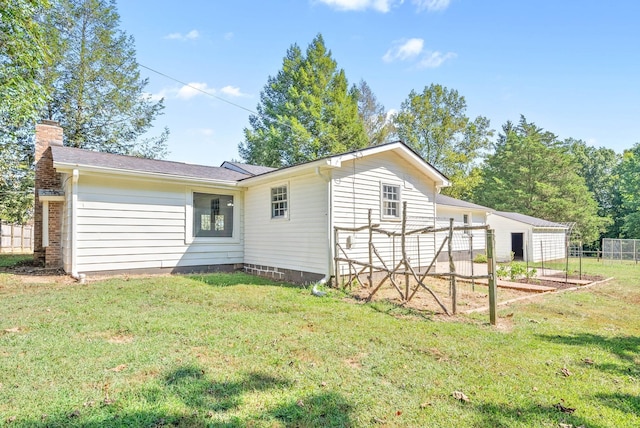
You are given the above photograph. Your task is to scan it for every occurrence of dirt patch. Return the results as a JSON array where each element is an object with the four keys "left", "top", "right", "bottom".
[
  {"left": 344, "top": 353, "right": 367, "bottom": 369},
  {"left": 2, "top": 259, "right": 75, "bottom": 285},
  {"left": 348, "top": 275, "right": 532, "bottom": 315},
  {"left": 107, "top": 334, "right": 135, "bottom": 344}
]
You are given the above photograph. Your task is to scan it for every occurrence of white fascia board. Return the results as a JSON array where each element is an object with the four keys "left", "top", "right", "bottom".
[
  {"left": 239, "top": 158, "right": 334, "bottom": 186},
  {"left": 393, "top": 146, "right": 450, "bottom": 187},
  {"left": 438, "top": 204, "right": 486, "bottom": 214},
  {"left": 53, "top": 162, "right": 241, "bottom": 188}
]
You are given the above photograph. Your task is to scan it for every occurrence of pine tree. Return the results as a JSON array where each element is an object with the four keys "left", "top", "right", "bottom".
[
  {"left": 239, "top": 34, "right": 367, "bottom": 167},
  {"left": 42, "top": 0, "right": 168, "bottom": 158},
  {"left": 476, "top": 116, "right": 609, "bottom": 244},
  {"left": 356, "top": 80, "right": 393, "bottom": 146}
]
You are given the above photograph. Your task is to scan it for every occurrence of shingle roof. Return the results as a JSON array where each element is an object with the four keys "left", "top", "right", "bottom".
[
  {"left": 220, "top": 161, "right": 276, "bottom": 176},
  {"left": 51, "top": 146, "right": 249, "bottom": 182},
  {"left": 435, "top": 194, "right": 492, "bottom": 211},
  {"left": 493, "top": 211, "right": 567, "bottom": 228}
]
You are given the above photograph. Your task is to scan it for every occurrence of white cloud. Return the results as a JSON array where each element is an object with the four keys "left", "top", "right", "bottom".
[
  {"left": 316, "top": 0, "right": 402, "bottom": 13},
  {"left": 382, "top": 38, "right": 424, "bottom": 62},
  {"left": 417, "top": 51, "right": 457, "bottom": 68},
  {"left": 143, "top": 90, "right": 167, "bottom": 102},
  {"left": 149, "top": 83, "right": 248, "bottom": 101},
  {"left": 220, "top": 85, "right": 248, "bottom": 97},
  {"left": 176, "top": 82, "right": 214, "bottom": 99},
  {"left": 223, "top": 32, "right": 234, "bottom": 41},
  {"left": 164, "top": 29, "right": 200, "bottom": 41},
  {"left": 385, "top": 109, "right": 397, "bottom": 122},
  {"left": 412, "top": 0, "right": 450, "bottom": 12},
  {"left": 188, "top": 128, "right": 215, "bottom": 137}
]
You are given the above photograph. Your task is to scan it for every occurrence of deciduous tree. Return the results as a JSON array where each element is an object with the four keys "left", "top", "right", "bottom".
[
  {"left": 617, "top": 143, "right": 640, "bottom": 238},
  {"left": 0, "top": 0, "right": 50, "bottom": 128},
  {"left": 392, "top": 84, "right": 492, "bottom": 199},
  {"left": 239, "top": 34, "right": 367, "bottom": 167},
  {"left": 566, "top": 138, "right": 621, "bottom": 239}
]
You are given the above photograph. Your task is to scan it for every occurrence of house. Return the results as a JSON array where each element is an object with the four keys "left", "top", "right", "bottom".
[
  {"left": 434, "top": 194, "right": 491, "bottom": 261},
  {"left": 34, "top": 121, "right": 450, "bottom": 283},
  {"left": 486, "top": 211, "right": 568, "bottom": 263}
]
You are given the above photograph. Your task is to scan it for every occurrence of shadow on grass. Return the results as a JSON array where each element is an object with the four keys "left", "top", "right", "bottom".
[
  {"left": 471, "top": 402, "right": 601, "bottom": 428},
  {"left": 595, "top": 392, "right": 640, "bottom": 416},
  {"left": 12, "top": 365, "right": 354, "bottom": 427},
  {"left": 537, "top": 333, "right": 640, "bottom": 375},
  {"left": 189, "top": 272, "right": 301, "bottom": 289},
  {"left": 365, "top": 298, "right": 437, "bottom": 320},
  {"left": 162, "top": 365, "right": 291, "bottom": 412}
]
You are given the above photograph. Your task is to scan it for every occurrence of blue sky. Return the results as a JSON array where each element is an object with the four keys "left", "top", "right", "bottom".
[{"left": 117, "top": 0, "right": 640, "bottom": 166}]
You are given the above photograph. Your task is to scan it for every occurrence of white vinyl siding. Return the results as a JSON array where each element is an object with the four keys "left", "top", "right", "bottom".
[
  {"left": 332, "top": 152, "right": 437, "bottom": 271},
  {"left": 244, "top": 172, "right": 328, "bottom": 275},
  {"left": 531, "top": 229, "right": 566, "bottom": 262},
  {"left": 486, "top": 214, "right": 566, "bottom": 263},
  {"left": 435, "top": 208, "right": 487, "bottom": 254},
  {"left": 486, "top": 215, "right": 530, "bottom": 262},
  {"left": 73, "top": 175, "right": 243, "bottom": 273}
]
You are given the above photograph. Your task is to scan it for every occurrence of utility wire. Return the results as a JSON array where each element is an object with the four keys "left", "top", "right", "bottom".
[{"left": 137, "top": 63, "right": 258, "bottom": 116}]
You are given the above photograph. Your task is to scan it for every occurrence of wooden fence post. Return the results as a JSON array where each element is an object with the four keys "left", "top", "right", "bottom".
[
  {"left": 334, "top": 227, "right": 340, "bottom": 288},
  {"left": 487, "top": 229, "right": 497, "bottom": 326},
  {"left": 448, "top": 218, "right": 456, "bottom": 314},
  {"left": 368, "top": 209, "right": 373, "bottom": 288},
  {"left": 402, "top": 202, "right": 409, "bottom": 300}
]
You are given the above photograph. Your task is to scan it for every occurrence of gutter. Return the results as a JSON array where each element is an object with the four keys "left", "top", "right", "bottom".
[{"left": 53, "top": 162, "right": 243, "bottom": 188}]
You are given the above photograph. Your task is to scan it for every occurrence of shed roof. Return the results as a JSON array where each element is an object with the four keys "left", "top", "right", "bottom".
[
  {"left": 51, "top": 146, "right": 249, "bottom": 182},
  {"left": 492, "top": 211, "right": 567, "bottom": 229}
]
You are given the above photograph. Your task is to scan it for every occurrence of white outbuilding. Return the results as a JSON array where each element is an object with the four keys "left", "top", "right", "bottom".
[{"left": 487, "top": 211, "right": 568, "bottom": 263}]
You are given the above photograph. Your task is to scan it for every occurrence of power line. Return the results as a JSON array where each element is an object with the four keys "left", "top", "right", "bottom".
[{"left": 137, "top": 63, "right": 258, "bottom": 116}]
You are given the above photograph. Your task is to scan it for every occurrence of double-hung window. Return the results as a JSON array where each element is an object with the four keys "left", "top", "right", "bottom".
[
  {"left": 381, "top": 183, "right": 400, "bottom": 219},
  {"left": 271, "top": 185, "right": 288, "bottom": 219}
]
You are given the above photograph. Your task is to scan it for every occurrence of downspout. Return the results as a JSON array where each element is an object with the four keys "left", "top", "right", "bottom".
[
  {"left": 70, "top": 169, "right": 85, "bottom": 284},
  {"left": 315, "top": 166, "right": 333, "bottom": 286}
]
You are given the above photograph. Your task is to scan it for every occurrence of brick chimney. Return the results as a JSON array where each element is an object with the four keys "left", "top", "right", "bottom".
[{"left": 34, "top": 121, "right": 64, "bottom": 268}]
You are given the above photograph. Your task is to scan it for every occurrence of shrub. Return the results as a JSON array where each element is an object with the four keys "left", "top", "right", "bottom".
[
  {"left": 509, "top": 262, "right": 527, "bottom": 280},
  {"left": 473, "top": 253, "right": 487, "bottom": 263}
]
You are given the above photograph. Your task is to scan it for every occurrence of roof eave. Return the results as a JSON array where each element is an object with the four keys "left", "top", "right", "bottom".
[{"left": 53, "top": 162, "right": 242, "bottom": 187}]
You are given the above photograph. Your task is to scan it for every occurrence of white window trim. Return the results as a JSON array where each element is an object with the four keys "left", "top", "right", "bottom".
[
  {"left": 270, "top": 182, "right": 290, "bottom": 221},
  {"left": 380, "top": 182, "right": 401, "bottom": 221},
  {"left": 185, "top": 187, "right": 241, "bottom": 244}
]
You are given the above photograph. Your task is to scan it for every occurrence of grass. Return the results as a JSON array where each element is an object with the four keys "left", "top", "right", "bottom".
[
  {"left": 0, "top": 258, "right": 639, "bottom": 427},
  {"left": 0, "top": 254, "right": 32, "bottom": 268}
]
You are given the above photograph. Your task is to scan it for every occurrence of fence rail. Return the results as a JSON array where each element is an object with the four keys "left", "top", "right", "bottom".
[{"left": 0, "top": 223, "right": 34, "bottom": 254}]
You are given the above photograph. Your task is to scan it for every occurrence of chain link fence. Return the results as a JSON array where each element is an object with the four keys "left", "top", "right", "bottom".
[{"left": 602, "top": 238, "right": 640, "bottom": 264}]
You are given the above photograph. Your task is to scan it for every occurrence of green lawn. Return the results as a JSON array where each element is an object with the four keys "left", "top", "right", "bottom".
[{"left": 0, "top": 258, "right": 638, "bottom": 427}]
